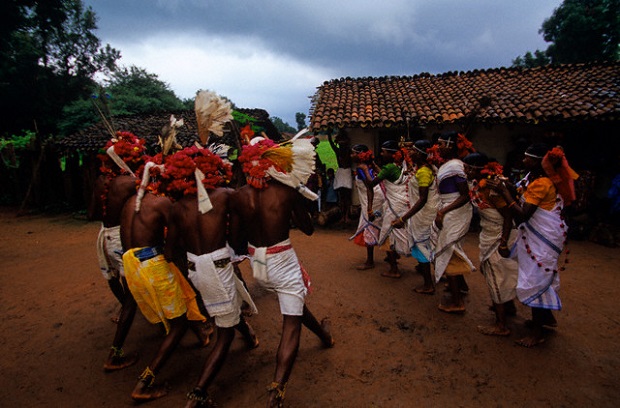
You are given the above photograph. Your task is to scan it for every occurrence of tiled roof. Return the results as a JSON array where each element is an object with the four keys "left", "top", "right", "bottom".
[
  {"left": 56, "top": 108, "right": 281, "bottom": 153},
  {"left": 309, "top": 62, "right": 620, "bottom": 131}
]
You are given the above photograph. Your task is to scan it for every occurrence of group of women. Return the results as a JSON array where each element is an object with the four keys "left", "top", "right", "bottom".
[{"left": 349, "top": 131, "right": 577, "bottom": 347}]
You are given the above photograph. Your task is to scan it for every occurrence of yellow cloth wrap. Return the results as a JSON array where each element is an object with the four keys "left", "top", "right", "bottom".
[
  {"left": 168, "top": 261, "right": 206, "bottom": 323},
  {"left": 123, "top": 248, "right": 205, "bottom": 334}
]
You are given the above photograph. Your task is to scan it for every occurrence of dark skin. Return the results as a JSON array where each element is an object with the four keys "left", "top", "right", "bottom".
[
  {"left": 487, "top": 153, "right": 554, "bottom": 347},
  {"left": 119, "top": 192, "right": 205, "bottom": 402},
  {"left": 89, "top": 174, "right": 137, "bottom": 306},
  {"left": 164, "top": 190, "right": 258, "bottom": 408},
  {"left": 435, "top": 140, "right": 471, "bottom": 312},
  {"left": 230, "top": 180, "right": 334, "bottom": 408},
  {"left": 94, "top": 175, "right": 140, "bottom": 372},
  {"left": 393, "top": 148, "right": 434, "bottom": 293},
  {"left": 350, "top": 150, "right": 376, "bottom": 270},
  {"left": 328, "top": 130, "right": 353, "bottom": 223},
  {"left": 359, "top": 148, "right": 401, "bottom": 278},
  {"left": 465, "top": 164, "right": 514, "bottom": 336}
]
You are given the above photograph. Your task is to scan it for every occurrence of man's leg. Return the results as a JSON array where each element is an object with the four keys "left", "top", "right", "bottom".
[
  {"left": 185, "top": 326, "right": 235, "bottom": 408},
  {"left": 107, "top": 276, "right": 126, "bottom": 306},
  {"left": 301, "top": 305, "right": 335, "bottom": 348},
  {"left": 131, "top": 315, "right": 189, "bottom": 402},
  {"left": 104, "top": 282, "right": 138, "bottom": 371},
  {"left": 268, "top": 315, "right": 302, "bottom": 408},
  {"left": 236, "top": 315, "right": 259, "bottom": 349}
]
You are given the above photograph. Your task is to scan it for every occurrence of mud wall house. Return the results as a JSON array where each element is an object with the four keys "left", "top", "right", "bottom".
[
  {"left": 55, "top": 108, "right": 280, "bottom": 211},
  {"left": 308, "top": 62, "right": 620, "bottom": 216}
]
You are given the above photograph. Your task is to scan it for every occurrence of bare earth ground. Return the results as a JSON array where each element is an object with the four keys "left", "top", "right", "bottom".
[{"left": 1, "top": 207, "right": 619, "bottom": 407}]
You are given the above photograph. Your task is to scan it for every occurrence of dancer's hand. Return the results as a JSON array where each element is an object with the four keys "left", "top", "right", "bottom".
[{"left": 434, "top": 211, "right": 444, "bottom": 229}]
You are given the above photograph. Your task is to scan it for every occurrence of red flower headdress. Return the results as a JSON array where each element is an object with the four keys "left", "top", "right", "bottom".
[
  {"left": 426, "top": 145, "right": 445, "bottom": 166},
  {"left": 97, "top": 131, "right": 146, "bottom": 177},
  {"left": 456, "top": 133, "right": 475, "bottom": 158},
  {"left": 160, "top": 146, "right": 232, "bottom": 199},
  {"left": 480, "top": 161, "right": 504, "bottom": 178},
  {"left": 542, "top": 146, "right": 579, "bottom": 206},
  {"left": 356, "top": 149, "right": 374, "bottom": 163},
  {"left": 393, "top": 148, "right": 412, "bottom": 167}
]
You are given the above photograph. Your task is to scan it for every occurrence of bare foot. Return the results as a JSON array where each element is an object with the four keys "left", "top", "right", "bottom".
[
  {"left": 320, "top": 318, "right": 335, "bottom": 348},
  {"left": 477, "top": 324, "right": 510, "bottom": 336},
  {"left": 185, "top": 387, "right": 217, "bottom": 408},
  {"left": 525, "top": 318, "right": 557, "bottom": 328},
  {"left": 438, "top": 302, "right": 465, "bottom": 314},
  {"left": 356, "top": 263, "right": 375, "bottom": 270},
  {"left": 131, "top": 379, "right": 169, "bottom": 402},
  {"left": 190, "top": 320, "right": 214, "bottom": 348},
  {"left": 103, "top": 350, "right": 139, "bottom": 372},
  {"left": 414, "top": 285, "right": 435, "bottom": 295},
  {"left": 243, "top": 322, "right": 260, "bottom": 350},
  {"left": 515, "top": 335, "right": 546, "bottom": 348},
  {"left": 381, "top": 270, "right": 401, "bottom": 279}
]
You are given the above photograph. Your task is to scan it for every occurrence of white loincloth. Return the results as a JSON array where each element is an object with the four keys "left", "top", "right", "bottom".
[
  {"left": 96, "top": 224, "right": 124, "bottom": 279},
  {"left": 248, "top": 239, "right": 307, "bottom": 316},
  {"left": 187, "top": 247, "right": 258, "bottom": 328}
]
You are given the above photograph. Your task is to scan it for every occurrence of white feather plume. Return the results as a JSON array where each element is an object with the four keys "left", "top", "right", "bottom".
[{"left": 195, "top": 90, "right": 233, "bottom": 144}]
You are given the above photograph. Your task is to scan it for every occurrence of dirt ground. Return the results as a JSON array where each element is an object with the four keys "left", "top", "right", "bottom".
[{"left": 1, "top": 207, "right": 619, "bottom": 407}]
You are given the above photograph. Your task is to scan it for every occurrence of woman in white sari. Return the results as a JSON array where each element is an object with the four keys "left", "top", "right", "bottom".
[
  {"left": 489, "top": 143, "right": 577, "bottom": 347},
  {"left": 350, "top": 144, "right": 385, "bottom": 270},
  {"left": 464, "top": 152, "right": 518, "bottom": 336},
  {"left": 362, "top": 140, "right": 411, "bottom": 278},
  {"left": 430, "top": 132, "right": 475, "bottom": 313},
  {"left": 392, "top": 139, "right": 439, "bottom": 293}
]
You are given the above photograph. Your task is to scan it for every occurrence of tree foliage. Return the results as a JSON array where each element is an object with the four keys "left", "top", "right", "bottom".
[
  {"left": 0, "top": 0, "right": 120, "bottom": 136},
  {"left": 270, "top": 116, "right": 296, "bottom": 134},
  {"left": 58, "top": 65, "right": 186, "bottom": 136},
  {"left": 512, "top": 0, "right": 619, "bottom": 67},
  {"left": 295, "top": 112, "right": 307, "bottom": 131}
]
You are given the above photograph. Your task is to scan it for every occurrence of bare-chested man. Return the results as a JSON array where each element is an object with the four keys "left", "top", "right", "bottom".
[
  {"left": 90, "top": 174, "right": 137, "bottom": 310},
  {"left": 166, "top": 185, "right": 259, "bottom": 408},
  {"left": 93, "top": 174, "right": 143, "bottom": 372},
  {"left": 230, "top": 177, "right": 334, "bottom": 408},
  {"left": 117, "top": 182, "right": 211, "bottom": 402}
]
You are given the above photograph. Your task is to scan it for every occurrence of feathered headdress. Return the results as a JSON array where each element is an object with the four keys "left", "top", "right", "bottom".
[
  {"left": 238, "top": 137, "right": 318, "bottom": 200},
  {"left": 158, "top": 115, "right": 184, "bottom": 156},
  {"left": 195, "top": 90, "right": 234, "bottom": 145}
]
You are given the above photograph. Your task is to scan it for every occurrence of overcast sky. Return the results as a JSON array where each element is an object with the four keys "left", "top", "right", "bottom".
[{"left": 84, "top": 0, "right": 562, "bottom": 126}]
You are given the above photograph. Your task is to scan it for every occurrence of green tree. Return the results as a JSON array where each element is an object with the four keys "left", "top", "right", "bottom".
[
  {"left": 58, "top": 65, "right": 186, "bottom": 136},
  {"left": 512, "top": 0, "right": 619, "bottom": 67},
  {"left": 295, "top": 112, "right": 307, "bottom": 131},
  {"left": 0, "top": 0, "right": 120, "bottom": 136},
  {"left": 270, "top": 116, "right": 296, "bottom": 134},
  {"left": 512, "top": 50, "right": 551, "bottom": 68}
]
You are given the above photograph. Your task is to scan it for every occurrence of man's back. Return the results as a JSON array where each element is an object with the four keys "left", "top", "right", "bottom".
[
  {"left": 167, "top": 188, "right": 231, "bottom": 258},
  {"left": 231, "top": 181, "right": 313, "bottom": 249},
  {"left": 120, "top": 193, "right": 171, "bottom": 250}
]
